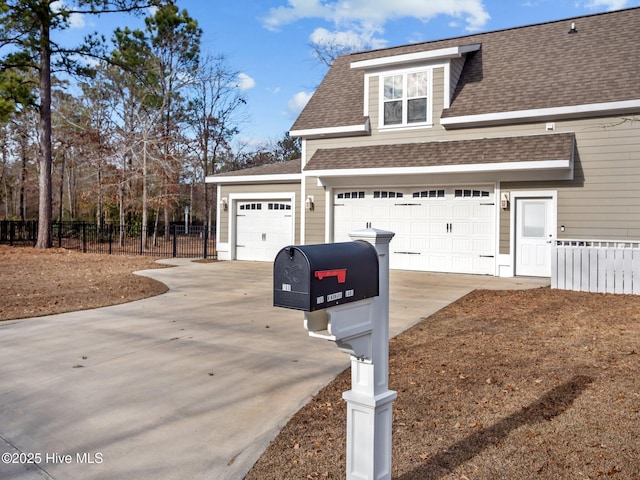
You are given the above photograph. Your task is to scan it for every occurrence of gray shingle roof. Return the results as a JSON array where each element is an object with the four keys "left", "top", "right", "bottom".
[
  {"left": 304, "top": 134, "right": 575, "bottom": 170},
  {"left": 292, "top": 8, "right": 640, "bottom": 131},
  {"left": 213, "top": 158, "right": 301, "bottom": 177}
]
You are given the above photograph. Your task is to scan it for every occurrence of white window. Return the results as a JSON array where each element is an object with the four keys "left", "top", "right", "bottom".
[{"left": 381, "top": 69, "right": 430, "bottom": 128}]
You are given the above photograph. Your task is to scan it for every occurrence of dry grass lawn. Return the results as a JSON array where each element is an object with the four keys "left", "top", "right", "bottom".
[{"left": 1, "top": 246, "right": 638, "bottom": 479}]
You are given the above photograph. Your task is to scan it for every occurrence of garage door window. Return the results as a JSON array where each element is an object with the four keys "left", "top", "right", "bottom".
[
  {"left": 413, "top": 189, "right": 444, "bottom": 198},
  {"left": 374, "top": 191, "right": 403, "bottom": 198},
  {"left": 268, "top": 203, "right": 291, "bottom": 210},
  {"left": 455, "top": 189, "right": 490, "bottom": 198},
  {"left": 337, "top": 191, "right": 365, "bottom": 199},
  {"left": 240, "top": 203, "right": 262, "bottom": 210}
]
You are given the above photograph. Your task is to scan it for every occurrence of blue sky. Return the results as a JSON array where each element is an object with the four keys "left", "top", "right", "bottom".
[{"left": 55, "top": 0, "right": 640, "bottom": 147}]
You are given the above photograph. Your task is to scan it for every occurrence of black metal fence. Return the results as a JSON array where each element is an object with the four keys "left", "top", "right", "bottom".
[{"left": 0, "top": 221, "right": 216, "bottom": 259}]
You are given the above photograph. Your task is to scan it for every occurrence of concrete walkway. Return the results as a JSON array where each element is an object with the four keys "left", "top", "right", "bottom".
[{"left": 0, "top": 260, "right": 548, "bottom": 480}]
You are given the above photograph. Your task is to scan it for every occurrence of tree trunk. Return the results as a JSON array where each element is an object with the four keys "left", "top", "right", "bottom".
[
  {"left": 36, "top": 19, "right": 52, "bottom": 248},
  {"left": 141, "top": 143, "right": 148, "bottom": 251}
]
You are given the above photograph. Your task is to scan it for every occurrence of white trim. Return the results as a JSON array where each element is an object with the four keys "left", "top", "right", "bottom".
[
  {"left": 350, "top": 44, "right": 481, "bottom": 70},
  {"left": 228, "top": 192, "right": 296, "bottom": 261},
  {"left": 305, "top": 159, "right": 571, "bottom": 179},
  {"left": 363, "top": 75, "right": 370, "bottom": 117},
  {"left": 300, "top": 174, "right": 306, "bottom": 245},
  {"left": 509, "top": 190, "right": 557, "bottom": 277},
  {"left": 441, "top": 99, "right": 640, "bottom": 128},
  {"left": 206, "top": 173, "right": 301, "bottom": 184},
  {"left": 216, "top": 183, "right": 224, "bottom": 259},
  {"left": 289, "top": 119, "right": 370, "bottom": 139},
  {"left": 443, "top": 62, "right": 451, "bottom": 110},
  {"left": 325, "top": 188, "right": 332, "bottom": 244}
]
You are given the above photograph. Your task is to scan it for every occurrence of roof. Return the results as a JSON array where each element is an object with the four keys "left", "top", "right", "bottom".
[
  {"left": 212, "top": 158, "right": 301, "bottom": 177},
  {"left": 292, "top": 8, "right": 640, "bottom": 132},
  {"left": 304, "top": 133, "right": 575, "bottom": 171}
]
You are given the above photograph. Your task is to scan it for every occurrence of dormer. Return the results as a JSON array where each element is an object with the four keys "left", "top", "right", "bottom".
[
  {"left": 290, "top": 43, "right": 481, "bottom": 140},
  {"left": 350, "top": 44, "right": 481, "bottom": 121},
  {"left": 348, "top": 44, "right": 480, "bottom": 133}
]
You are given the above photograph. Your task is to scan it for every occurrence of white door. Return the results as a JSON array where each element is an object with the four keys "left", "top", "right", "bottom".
[
  {"left": 333, "top": 187, "right": 495, "bottom": 274},
  {"left": 515, "top": 197, "right": 554, "bottom": 277},
  {"left": 236, "top": 201, "right": 292, "bottom": 261}
]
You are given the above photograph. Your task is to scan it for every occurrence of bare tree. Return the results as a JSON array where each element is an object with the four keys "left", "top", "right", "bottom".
[{"left": 187, "top": 54, "right": 247, "bottom": 233}]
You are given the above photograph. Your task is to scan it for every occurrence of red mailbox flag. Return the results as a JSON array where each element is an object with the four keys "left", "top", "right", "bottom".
[{"left": 314, "top": 269, "right": 347, "bottom": 283}]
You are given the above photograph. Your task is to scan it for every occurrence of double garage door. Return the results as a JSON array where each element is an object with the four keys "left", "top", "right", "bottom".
[
  {"left": 235, "top": 200, "right": 293, "bottom": 261},
  {"left": 334, "top": 186, "right": 496, "bottom": 274}
]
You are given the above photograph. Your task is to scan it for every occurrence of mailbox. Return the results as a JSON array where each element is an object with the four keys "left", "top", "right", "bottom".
[{"left": 273, "top": 241, "right": 379, "bottom": 312}]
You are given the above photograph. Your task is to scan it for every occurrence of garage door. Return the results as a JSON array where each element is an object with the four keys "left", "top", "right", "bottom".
[
  {"left": 236, "top": 200, "right": 293, "bottom": 261},
  {"left": 334, "top": 187, "right": 495, "bottom": 274}
]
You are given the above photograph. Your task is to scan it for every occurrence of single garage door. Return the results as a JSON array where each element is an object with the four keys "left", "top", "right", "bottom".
[
  {"left": 334, "top": 186, "right": 495, "bottom": 274},
  {"left": 236, "top": 200, "right": 293, "bottom": 261}
]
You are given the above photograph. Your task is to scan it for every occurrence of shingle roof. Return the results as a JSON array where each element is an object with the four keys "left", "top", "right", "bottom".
[
  {"left": 213, "top": 158, "right": 301, "bottom": 177},
  {"left": 292, "top": 8, "right": 640, "bottom": 131},
  {"left": 304, "top": 134, "right": 575, "bottom": 171}
]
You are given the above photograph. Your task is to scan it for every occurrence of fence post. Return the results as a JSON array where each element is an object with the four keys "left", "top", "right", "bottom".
[
  {"left": 57, "top": 221, "right": 62, "bottom": 248},
  {"left": 82, "top": 223, "right": 87, "bottom": 253},
  {"left": 203, "top": 225, "right": 208, "bottom": 259},
  {"left": 172, "top": 224, "right": 177, "bottom": 257},
  {"left": 9, "top": 220, "right": 14, "bottom": 246}
]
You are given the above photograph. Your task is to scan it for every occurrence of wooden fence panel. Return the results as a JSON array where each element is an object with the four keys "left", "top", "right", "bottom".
[{"left": 552, "top": 240, "right": 640, "bottom": 295}]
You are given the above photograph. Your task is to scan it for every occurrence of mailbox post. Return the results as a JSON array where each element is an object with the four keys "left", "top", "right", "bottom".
[{"left": 273, "top": 228, "right": 396, "bottom": 480}]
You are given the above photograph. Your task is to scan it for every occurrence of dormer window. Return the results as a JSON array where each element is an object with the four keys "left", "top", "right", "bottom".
[{"left": 381, "top": 68, "right": 431, "bottom": 128}]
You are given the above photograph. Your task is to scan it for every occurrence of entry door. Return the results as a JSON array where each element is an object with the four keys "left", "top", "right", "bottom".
[{"left": 515, "top": 197, "right": 554, "bottom": 277}]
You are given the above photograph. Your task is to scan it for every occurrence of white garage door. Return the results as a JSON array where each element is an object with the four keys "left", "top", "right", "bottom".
[
  {"left": 334, "top": 187, "right": 495, "bottom": 274},
  {"left": 236, "top": 200, "right": 293, "bottom": 261}
]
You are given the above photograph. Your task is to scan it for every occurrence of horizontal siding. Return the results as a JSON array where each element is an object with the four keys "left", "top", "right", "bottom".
[
  {"left": 503, "top": 115, "right": 640, "bottom": 243},
  {"left": 499, "top": 201, "right": 510, "bottom": 255},
  {"left": 304, "top": 178, "right": 326, "bottom": 244}
]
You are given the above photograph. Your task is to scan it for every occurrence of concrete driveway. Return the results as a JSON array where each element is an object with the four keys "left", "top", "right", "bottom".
[{"left": 0, "top": 260, "right": 548, "bottom": 480}]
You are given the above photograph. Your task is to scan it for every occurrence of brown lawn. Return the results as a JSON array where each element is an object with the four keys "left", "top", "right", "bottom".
[{"left": 1, "top": 246, "right": 638, "bottom": 479}]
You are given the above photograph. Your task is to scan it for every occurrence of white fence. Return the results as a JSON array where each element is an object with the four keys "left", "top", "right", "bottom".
[{"left": 552, "top": 240, "right": 640, "bottom": 294}]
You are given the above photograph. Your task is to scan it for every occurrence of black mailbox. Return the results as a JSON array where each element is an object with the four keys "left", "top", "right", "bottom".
[{"left": 273, "top": 241, "right": 379, "bottom": 312}]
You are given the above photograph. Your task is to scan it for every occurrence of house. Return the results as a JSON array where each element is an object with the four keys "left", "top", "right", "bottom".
[{"left": 206, "top": 7, "right": 640, "bottom": 279}]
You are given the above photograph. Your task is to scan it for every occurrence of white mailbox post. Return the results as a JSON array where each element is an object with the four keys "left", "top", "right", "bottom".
[
  {"left": 273, "top": 228, "right": 396, "bottom": 480},
  {"left": 342, "top": 228, "right": 396, "bottom": 480}
]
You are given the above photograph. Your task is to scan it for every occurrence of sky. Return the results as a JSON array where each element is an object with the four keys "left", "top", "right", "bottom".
[{"left": 54, "top": 0, "right": 640, "bottom": 148}]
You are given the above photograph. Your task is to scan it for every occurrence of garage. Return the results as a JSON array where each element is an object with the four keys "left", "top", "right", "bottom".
[
  {"left": 235, "top": 200, "right": 293, "bottom": 261},
  {"left": 334, "top": 186, "right": 496, "bottom": 274}
]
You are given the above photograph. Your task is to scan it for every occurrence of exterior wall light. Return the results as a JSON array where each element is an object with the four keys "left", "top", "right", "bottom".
[
  {"left": 305, "top": 195, "right": 314, "bottom": 211},
  {"left": 220, "top": 197, "right": 228, "bottom": 212}
]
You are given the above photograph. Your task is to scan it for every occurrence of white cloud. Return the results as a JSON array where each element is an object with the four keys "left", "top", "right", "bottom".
[
  {"left": 237, "top": 73, "right": 256, "bottom": 91},
  {"left": 51, "top": 0, "right": 86, "bottom": 29},
  {"left": 287, "top": 91, "right": 313, "bottom": 117},
  {"left": 68, "top": 12, "right": 85, "bottom": 29},
  {"left": 582, "top": 0, "right": 629, "bottom": 10},
  {"left": 263, "top": 0, "right": 491, "bottom": 33},
  {"left": 310, "top": 26, "right": 386, "bottom": 51}
]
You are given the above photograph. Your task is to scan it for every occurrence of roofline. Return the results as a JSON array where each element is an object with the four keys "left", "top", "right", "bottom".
[
  {"left": 304, "top": 159, "right": 572, "bottom": 178},
  {"left": 441, "top": 99, "right": 640, "bottom": 129},
  {"left": 290, "top": 118, "right": 371, "bottom": 139},
  {"left": 205, "top": 173, "right": 302, "bottom": 184},
  {"left": 350, "top": 44, "right": 481, "bottom": 70}
]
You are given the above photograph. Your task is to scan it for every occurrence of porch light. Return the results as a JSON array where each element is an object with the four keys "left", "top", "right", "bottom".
[
  {"left": 220, "top": 197, "right": 228, "bottom": 211},
  {"left": 305, "top": 195, "right": 315, "bottom": 211}
]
